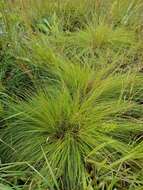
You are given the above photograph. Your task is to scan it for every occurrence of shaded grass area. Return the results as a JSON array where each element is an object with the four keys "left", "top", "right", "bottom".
[{"left": 0, "top": 0, "right": 143, "bottom": 189}]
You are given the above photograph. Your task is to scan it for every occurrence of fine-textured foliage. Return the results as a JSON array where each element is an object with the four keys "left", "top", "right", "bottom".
[
  {"left": 1, "top": 63, "right": 143, "bottom": 189},
  {"left": 0, "top": 0, "right": 143, "bottom": 189}
]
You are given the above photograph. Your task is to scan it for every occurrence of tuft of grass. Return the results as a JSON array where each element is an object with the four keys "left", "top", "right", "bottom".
[
  {"left": 1, "top": 62, "right": 143, "bottom": 189},
  {"left": 0, "top": 0, "right": 143, "bottom": 189}
]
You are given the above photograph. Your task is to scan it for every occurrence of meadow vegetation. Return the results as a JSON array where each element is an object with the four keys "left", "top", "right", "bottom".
[{"left": 0, "top": 0, "right": 143, "bottom": 189}]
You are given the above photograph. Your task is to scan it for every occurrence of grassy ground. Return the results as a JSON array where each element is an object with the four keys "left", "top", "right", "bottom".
[{"left": 0, "top": 0, "right": 143, "bottom": 189}]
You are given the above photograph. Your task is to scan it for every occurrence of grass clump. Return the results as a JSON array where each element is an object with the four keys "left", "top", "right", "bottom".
[
  {"left": 1, "top": 63, "right": 143, "bottom": 190},
  {"left": 0, "top": 0, "right": 143, "bottom": 189}
]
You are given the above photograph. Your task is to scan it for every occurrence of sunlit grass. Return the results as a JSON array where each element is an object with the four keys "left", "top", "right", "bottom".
[{"left": 0, "top": 0, "right": 143, "bottom": 189}]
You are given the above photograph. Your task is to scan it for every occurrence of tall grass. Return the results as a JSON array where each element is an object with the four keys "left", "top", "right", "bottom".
[
  {"left": 0, "top": 0, "right": 143, "bottom": 189},
  {"left": 1, "top": 63, "right": 143, "bottom": 189}
]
